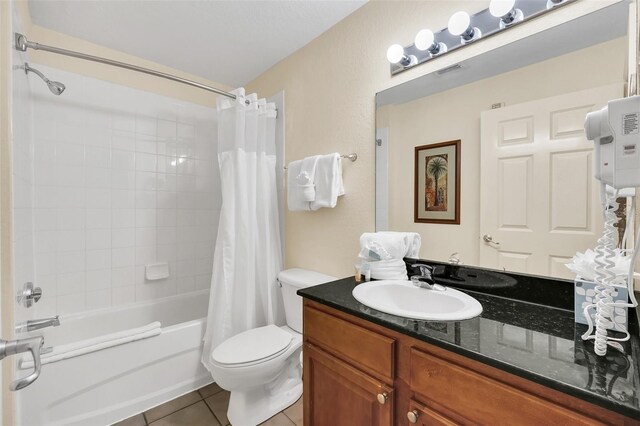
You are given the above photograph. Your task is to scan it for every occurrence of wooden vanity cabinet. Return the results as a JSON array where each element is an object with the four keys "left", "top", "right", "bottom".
[{"left": 302, "top": 300, "right": 639, "bottom": 426}]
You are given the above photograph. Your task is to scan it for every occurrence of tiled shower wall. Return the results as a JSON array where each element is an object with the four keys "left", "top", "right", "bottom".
[{"left": 23, "top": 64, "right": 219, "bottom": 317}]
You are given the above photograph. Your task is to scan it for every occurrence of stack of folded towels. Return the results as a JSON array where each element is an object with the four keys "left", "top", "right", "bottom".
[
  {"left": 359, "top": 232, "right": 422, "bottom": 280},
  {"left": 287, "top": 153, "right": 345, "bottom": 211}
]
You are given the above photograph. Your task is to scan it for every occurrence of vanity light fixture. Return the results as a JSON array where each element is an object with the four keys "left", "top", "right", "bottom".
[
  {"left": 414, "top": 29, "right": 447, "bottom": 56},
  {"left": 489, "top": 0, "right": 524, "bottom": 28},
  {"left": 386, "top": 44, "right": 417, "bottom": 66},
  {"left": 387, "top": 0, "right": 574, "bottom": 76},
  {"left": 448, "top": 11, "right": 481, "bottom": 43}
]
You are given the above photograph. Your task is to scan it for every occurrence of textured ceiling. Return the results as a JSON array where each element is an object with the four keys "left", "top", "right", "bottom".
[{"left": 28, "top": 0, "right": 367, "bottom": 87}]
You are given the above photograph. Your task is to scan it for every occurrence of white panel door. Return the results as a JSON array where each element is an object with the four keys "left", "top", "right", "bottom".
[{"left": 480, "top": 84, "right": 623, "bottom": 279}]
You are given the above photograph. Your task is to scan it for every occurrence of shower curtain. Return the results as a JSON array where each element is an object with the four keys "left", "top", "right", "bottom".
[{"left": 202, "top": 89, "right": 283, "bottom": 370}]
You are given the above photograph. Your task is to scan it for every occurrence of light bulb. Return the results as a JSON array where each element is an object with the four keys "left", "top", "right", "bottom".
[
  {"left": 489, "top": 0, "right": 515, "bottom": 17},
  {"left": 448, "top": 11, "right": 471, "bottom": 36},
  {"left": 386, "top": 44, "right": 405, "bottom": 64},
  {"left": 414, "top": 29, "right": 435, "bottom": 51}
]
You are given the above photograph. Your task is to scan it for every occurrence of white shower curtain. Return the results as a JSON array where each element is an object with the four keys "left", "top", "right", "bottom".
[{"left": 201, "top": 89, "right": 283, "bottom": 371}]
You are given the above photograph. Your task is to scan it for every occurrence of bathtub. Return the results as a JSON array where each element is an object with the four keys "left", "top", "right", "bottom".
[{"left": 16, "top": 290, "right": 213, "bottom": 426}]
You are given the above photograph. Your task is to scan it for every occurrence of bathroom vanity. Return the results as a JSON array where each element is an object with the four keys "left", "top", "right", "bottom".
[{"left": 298, "top": 272, "right": 640, "bottom": 425}]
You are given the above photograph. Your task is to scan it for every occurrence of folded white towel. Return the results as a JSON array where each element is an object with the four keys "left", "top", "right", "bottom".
[
  {"left": 20, "top": 321, "right": 162, "bottom": 369},
  {"left": 360, "top": 232, "right": 422, "bottom": 260},
  {"left": 310, "top": 153, "right": 344, "bottom": 210},
  {"left": 297, "top": 155, "right": 320, "bottom": 202},
  {"left": 287, "top": 159, "right": 310, "bottom": 211},
  {"left": 369, "top": 259, "right": 408, "bottom": 280}
]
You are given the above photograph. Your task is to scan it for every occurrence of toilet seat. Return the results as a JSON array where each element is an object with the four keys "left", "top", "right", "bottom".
[{"left": 211, "top": 324, "right": 293, "bottom": 368}]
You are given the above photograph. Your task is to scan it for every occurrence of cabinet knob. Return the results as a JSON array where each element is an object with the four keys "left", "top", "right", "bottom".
[
  {"left": 376, "top": 392, "right": 388, "bottom": 404},
  {"left": 407, "top": 410, "right": 419, "bottom": 423}
]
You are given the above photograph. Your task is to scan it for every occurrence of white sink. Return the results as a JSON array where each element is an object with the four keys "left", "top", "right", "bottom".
[{"left": 352, "top": 280, "right": 482, "bottom": 321}]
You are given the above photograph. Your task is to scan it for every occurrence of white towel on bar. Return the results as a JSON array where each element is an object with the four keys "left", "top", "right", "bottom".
[
  {"left": 298, "top": 155, "right": 320, "bottom": 202},
  {"left": 20, "top": 321, "right": 162, "bottom": 369},
  {"left": 310, "top": 153, "right": 345, "bottom": 210},
  {"left": 288, "top": 159, "right": 310, "bottom": 211}
]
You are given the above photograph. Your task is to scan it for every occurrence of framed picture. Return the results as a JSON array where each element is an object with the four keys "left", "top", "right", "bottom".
[{"left": 414, "top": 140, "right": 461, "bottom": 224}]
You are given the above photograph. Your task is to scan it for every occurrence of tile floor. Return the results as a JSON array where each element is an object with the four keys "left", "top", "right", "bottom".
[{"left": 112, "top": 383, "right": 303, "bottom": 426}]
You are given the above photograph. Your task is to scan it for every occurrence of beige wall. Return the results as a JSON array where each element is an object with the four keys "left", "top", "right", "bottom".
[
  {"left": 246, "top": 0, "right": 622, "bottom": 278},
  {"left": 384, "top": 38, "right": 626, "bottom": 266}
]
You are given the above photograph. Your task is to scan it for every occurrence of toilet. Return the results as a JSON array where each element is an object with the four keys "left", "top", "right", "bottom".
[{"left": 207, "top": 268, "right": 337, "bottom": 426}]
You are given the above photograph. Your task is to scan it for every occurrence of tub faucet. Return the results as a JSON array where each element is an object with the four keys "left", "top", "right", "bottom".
[{"left": 25, "top": 316, "right": 60, "bottom": 332}]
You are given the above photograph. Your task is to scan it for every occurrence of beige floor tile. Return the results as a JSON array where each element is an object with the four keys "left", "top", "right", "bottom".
[
  {"left": 204, "top": 391, "right": 230, "bottom": 425},
  {"left": 198, "top": 382, "right": 224, "bottom": 399},
  {"left": 149, "top": 401, "right": 220, "bottom": 426},
  {"left": 259, "top": 412, "right": 295, "bottom": 426},
  {"left": 283, "top": 397, "right": 303, "bottom": 426},
  {"left": 112, "top": 413, "right": 146, "bottom": 426},
  {"left": 144, "top": 391, "right": 202, "bottom": 423}
]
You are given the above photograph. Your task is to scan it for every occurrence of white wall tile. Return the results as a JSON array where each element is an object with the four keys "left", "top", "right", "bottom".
[
  {"left": 86, "top": 249, "right": 111, "bottom": 271},
  {"left": 86, "top": 229, "right": 111, "bottom": 250},
  {"left": 86, "top": 209, "right": 111, "bottom": 229},
  {"left": 111, "top": 267, "right": 135, "bottom": 287},
  {"left": 112, "top": 247, "right": 135, "bottom": 268},
  {"left": 57, "top": 271, "right": 85, "bottom": 296},
  {"left": 21, "top": 65, "right": 219, "bottom": 315},
  {"left": 112, "top": 209, "right": 135, "bottom": 228},
  {"left": 112, "top": 285, "right": 135, "bottom": 305},
  {"left": 86, "top": 269, "right": 111, "bottom": 291}
]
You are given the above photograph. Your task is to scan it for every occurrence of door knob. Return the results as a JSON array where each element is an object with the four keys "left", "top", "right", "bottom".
[
  {"left": 483, "top": 234, "right": 500, "bottom": 245},
  {"left": 407, "top": 410, "right": 420, "bottom": 423},
  {"left": 376, "top": 392, "right": 388, "bottom": 404}
]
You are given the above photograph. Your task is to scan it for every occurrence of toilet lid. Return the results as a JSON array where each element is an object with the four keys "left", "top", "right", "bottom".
[{"left": 211, "top": 325, "right": 293, "bottom": 366}]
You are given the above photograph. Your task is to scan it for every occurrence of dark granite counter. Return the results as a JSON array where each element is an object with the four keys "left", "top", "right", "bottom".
[{"left": 298, "top": 274, "right": 640, "bottom": 420}]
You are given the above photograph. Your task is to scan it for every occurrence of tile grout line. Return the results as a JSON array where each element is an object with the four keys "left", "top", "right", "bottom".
[
  {"left": 202, "top": 397, "right": 224, "bottom": 426},
  {"left": 147, "top": 400, "right": 204, "bottom": 425}
]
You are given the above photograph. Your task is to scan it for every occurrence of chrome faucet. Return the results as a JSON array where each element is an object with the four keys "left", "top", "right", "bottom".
[
  {"left": 410, "top": 264, "right": 445, "bottom": 291},
  {"left": 25, "top": 316, "right": 60, "bottom": 332}
]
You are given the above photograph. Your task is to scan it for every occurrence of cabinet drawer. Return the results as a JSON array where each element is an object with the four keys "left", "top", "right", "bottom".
[
  {"left": 304, "top": 306, "right": 394, "bottom": 382},
  {"left": 407, "top": 399, "right": 458, "bottom": 426},
  {"left": 410, "top": 348, "right": 602, "bottom": 425}
]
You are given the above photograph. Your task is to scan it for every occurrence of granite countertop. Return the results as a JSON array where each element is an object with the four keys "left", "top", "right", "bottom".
[{"left": 298, "top": 275, "right": 640, "bottom": 419}]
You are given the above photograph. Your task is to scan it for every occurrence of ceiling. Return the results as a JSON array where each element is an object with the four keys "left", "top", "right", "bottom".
[{"left": 28, "top": 0, "right": 367, "bottom": 87}]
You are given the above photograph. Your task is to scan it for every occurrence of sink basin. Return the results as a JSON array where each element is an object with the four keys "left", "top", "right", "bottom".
[{"left": 352, "top": 280, "right": 482, "bottom": 321}]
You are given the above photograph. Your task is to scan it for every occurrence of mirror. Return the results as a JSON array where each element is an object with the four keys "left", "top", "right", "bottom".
[{"left": 375, "top": 2, "right": 631, "bottom": 279}]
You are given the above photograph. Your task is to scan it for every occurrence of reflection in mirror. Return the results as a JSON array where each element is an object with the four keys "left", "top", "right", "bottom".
[{"left": 376, "top": 3, "right": 630, "bottom": 279}]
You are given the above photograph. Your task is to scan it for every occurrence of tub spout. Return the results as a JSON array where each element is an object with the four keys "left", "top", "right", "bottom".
[{"left": 25, "top": 316, "right": 60, "bottom": 332}]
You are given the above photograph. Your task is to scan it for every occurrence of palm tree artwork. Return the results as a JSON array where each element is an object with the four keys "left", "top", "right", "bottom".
[{"left": 425, "top": 154, "right": 448, "bottom": 211}]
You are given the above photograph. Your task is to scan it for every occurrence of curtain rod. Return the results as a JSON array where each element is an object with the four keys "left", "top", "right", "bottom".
[{"left": 14, "top": 32, "right": 250, "bottom": 105}]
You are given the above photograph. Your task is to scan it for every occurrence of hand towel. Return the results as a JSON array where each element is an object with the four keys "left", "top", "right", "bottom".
[
  {"left": 310, "top": 153, "right": 345, "bottom": 210},
  {"left": 287, "top": 159, "right": 311, "bottom": 211},
  {"left": 297, "top": 155, "right": 320, "bottom": 202},
  {"left": 369, "top": 258, "right": 408, "bottom": 280},
  {"left": 359, "top": 232, "right": 422, "bottom": 260}
]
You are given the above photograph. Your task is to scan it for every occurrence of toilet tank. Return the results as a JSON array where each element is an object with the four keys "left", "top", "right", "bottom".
[{"left": 278, "top": 268, "right": 337, "bottom": 333}]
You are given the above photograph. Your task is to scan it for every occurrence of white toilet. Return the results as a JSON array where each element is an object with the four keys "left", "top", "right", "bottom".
[{"left": 207, "top": 268, "right": 336, "bottom": 426}]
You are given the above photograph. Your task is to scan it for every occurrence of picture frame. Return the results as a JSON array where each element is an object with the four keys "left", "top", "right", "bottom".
[{"left": 414, "top": 140, "right": 461, "bottom": 224}]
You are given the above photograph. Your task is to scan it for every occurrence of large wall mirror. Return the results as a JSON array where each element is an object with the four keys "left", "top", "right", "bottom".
[{"left": 375, "top": 2, "right": 633, "bottom": 280}]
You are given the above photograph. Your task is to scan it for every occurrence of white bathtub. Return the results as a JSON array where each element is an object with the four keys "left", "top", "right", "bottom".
[{"left": 16, "top": 290, "right": 213, "bottom": 426}]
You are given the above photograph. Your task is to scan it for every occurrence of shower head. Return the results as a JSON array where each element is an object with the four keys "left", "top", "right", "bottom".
[{"left": 24, "top": 63, "right": 65, "bottom": 95}]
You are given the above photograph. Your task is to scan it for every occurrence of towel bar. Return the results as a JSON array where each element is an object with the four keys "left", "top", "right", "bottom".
[{"left": 284, "top": 153, "right": 357, "bottom": 170}]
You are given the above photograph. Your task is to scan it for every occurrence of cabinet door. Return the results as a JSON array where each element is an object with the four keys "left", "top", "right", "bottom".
[
  {"left": 406, "top": 399, "right": 459, "bottom": 426},
  {"left": 304, "top": 343, "right": 393, "bottom": 426}
]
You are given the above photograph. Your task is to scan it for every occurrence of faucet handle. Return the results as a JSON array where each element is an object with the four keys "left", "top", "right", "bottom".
[
  {"left": 411, "top": 264, "right": 433, "bottom": 278},
  {"left": 448, "top": 252, "right": 461, "bottom": 265}
]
